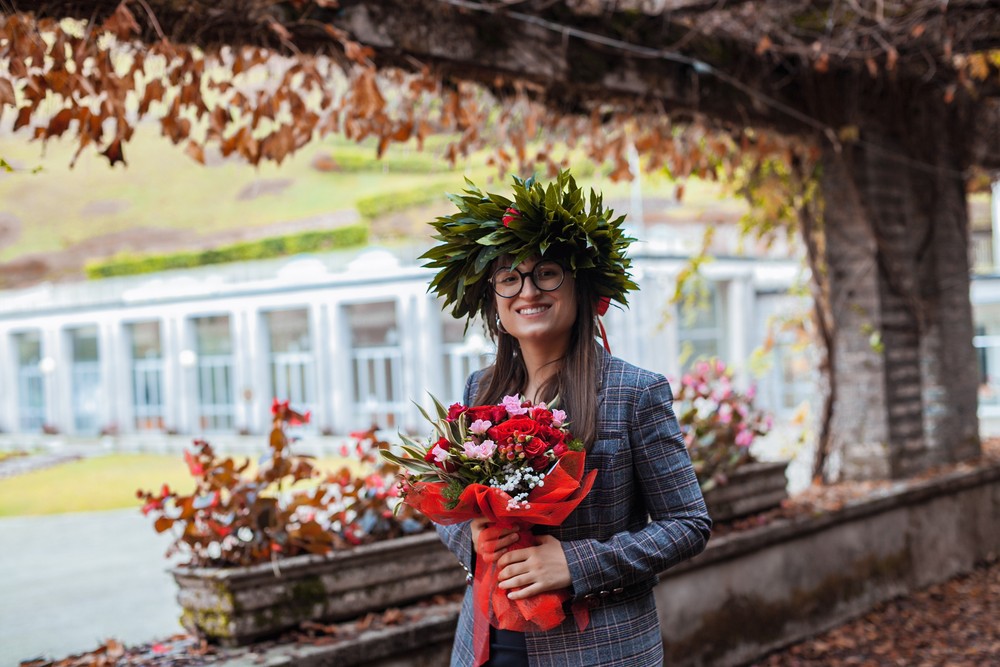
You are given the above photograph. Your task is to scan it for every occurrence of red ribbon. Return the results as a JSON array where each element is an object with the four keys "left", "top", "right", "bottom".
[{"left": 403, "top": 452, "right": 597, "bottom": 665}]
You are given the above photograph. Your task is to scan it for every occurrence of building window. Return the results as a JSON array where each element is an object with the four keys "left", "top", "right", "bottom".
[
  {"left": 129, "top": 321, "right": 164, "bottom": 431},
  {"left": 346, "top": 301, "right": 403, "bottom": 430},
  {"left": 264, "top": 309, "right": 315, "bottom": 424},
  {"left": 754, "top": 294, "right": 815, "bottom": 418},
  {"left": 69, "top": 326, "right": 101, "bottom": 435},
  {"left": 441, "top": 314, "right": 492, "bottom": 403},
  {"left": 14, "top": 331, "right": 45, "bottom": 432},
  {"left": 677, "top": 281, "right": 725, "bottom": 372},
  {"left": 193, "top": 315, "right": 234, "bottom": 432},
  {"left": 974, "top": 304, "right": 1000, "bottom": 409}
]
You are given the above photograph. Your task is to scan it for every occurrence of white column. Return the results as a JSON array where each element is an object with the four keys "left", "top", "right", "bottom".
[
  {"left": 397, "top": 293, "right": 420, "bottom": 432},
  {"left": 992, "top": 180, "right": 1000, "bottom": 274},
  {"left": 161, "top": 314, "right": 182, "bottom": 434},
  {"left": 0, "top": 326, "right": 15, "bottom": 432},
  {"left": 419, "top": 295, "right": 446, "bottom": 403},
  {"left": 43, "top": 325, "right": 70, "bottom": 434},
  {"left": 725, "top": 274, "right": 753, "bottom": 385},
  {"left": 97, "top": 318, "right": 121, "bottom": 433},
  {"left": 231, "top": 306, "right": 264, "bottom": 434},
  {"left": 309, "top": 301, "right": 331, "bottom": 432},
  {"left": 327, "top": 298, "right": 350, "bottom": 435}
]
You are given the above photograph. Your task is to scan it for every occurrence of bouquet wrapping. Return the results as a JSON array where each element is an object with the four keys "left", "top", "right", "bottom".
[{"left": 382, "top": 396, "right": 597, "bottom": 666}]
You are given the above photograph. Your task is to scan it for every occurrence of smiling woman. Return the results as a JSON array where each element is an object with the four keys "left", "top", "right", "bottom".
[{"left": 420, "top": 170, "right": 712, "bottom": 666}]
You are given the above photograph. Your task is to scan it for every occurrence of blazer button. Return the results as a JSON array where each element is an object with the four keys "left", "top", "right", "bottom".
[
  {"left": 466, "top": 573, "right": 474, "bottom": 586},
  {"left": 612, "top": 587, "right": 624, "bottom": 594},
  {"left": 598, "top": 590, "right": 610, "bottom": 598}
]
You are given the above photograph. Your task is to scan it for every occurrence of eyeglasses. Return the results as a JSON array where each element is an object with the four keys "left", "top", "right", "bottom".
[{"left": 491, "top": 261, "right": 566, "bottom": 298}]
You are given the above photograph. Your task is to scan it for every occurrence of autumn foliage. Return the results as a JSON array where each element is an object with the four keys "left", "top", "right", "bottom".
[{"left": 136, "top": 400, "right": 428, "bottom": 567}]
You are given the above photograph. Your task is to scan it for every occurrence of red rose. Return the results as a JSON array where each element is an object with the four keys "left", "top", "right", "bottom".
[
  {"left": 488, "top": 417, "right": 540, "bottom": 443},
  {"left": 466, "top": 405, "right": 507, "bottom": 424},
  {"left": 447, "top": 403, "right": 467, "bottom": 422},
  {"left": 552, "top": 441, "right": 569, "bottom": 458},
  {"left": 530, "top": 455, "right": 550, "bottom": 471},
  {"left": 538, "top": 425, "right": 566, "bottom": 446},
  {"left": 524, "top": 436, "right": 548, "bottom": 459},
  {"left": 530, "top": 407, "right": 553, "bottom": 426}
]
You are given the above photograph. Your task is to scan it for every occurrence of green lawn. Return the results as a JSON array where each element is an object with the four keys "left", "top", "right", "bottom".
[{"left": 0, "top": 453, "right": 359, "bottom": 517}]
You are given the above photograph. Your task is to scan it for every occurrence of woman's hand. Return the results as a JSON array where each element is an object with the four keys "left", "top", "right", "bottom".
[
  {"left": 496, "top": 535, "right": 571, "bottom": 599},
  {"left": 471, "top": 518, "right": 519, "bottom": 563}
]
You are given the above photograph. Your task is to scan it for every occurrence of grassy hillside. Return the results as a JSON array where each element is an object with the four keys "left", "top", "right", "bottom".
[
  {"left": 0, "top": 126, "right": 729, "bottom": 274},
  {"left": 0, "top": 127, "right": 488, "bottom": 264}
]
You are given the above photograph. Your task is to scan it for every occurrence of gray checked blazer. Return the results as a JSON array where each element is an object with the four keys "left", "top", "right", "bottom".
[{"left": 436, "top": 347, "right": 712, "bottom": 666}]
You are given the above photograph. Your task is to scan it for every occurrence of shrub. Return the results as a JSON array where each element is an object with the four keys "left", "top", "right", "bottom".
[
  {"left": 136, "top": 400, "right": 428, "bottom": 567},
  {"left": 85, "top": 225, "right": 368, "bottom": 279},
  {"left": 355, "top": 182, "right": 453, "bottom": 220},
  {"left": 674, "top": 359, "right": 773, "bottom": 492}
]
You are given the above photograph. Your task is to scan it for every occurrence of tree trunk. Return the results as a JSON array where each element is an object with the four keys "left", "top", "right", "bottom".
[{"left": 819, "top": 95, "right": 981, "bottom": 481}]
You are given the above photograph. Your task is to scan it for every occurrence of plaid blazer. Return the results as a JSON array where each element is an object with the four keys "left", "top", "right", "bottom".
[{"left": 436, "top": 348, "right": 712, "bottom": 666}]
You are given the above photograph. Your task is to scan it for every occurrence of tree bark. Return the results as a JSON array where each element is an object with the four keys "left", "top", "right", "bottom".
[{"left": 818, "top": 93, "right": 981, "bottom": 481}]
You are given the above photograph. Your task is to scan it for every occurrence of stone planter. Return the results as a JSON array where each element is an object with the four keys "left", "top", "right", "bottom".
[
  {"left": 171, "top": 531, "right": 465, "bottom": 646},
  {"left": 702, "top": 461, "right": 789, "bottom": 523}
]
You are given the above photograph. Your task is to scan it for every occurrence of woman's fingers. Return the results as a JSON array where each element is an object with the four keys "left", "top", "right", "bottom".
[
  {"left": 495, "top": 536, "right": 571, "bottom": 599},
  {"left": 475, "top": 524, "right": 519, "bottom": 562}
]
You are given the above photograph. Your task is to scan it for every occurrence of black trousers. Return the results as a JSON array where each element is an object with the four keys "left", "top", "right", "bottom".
[{"left": 488, "top": 627, "right": 528, "bottom": 666}]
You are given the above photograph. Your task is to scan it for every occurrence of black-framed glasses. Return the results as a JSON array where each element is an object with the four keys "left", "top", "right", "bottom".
[{"left": 491, "top": 261, "right": 566, "bottom": 298}]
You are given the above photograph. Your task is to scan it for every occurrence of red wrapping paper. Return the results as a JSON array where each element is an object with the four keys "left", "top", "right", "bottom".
[{"left": 404, "top": 450, "right": 597, "bottom": 666}]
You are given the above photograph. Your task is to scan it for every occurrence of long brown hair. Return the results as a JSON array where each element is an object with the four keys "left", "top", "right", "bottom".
[{"left": 475, "top": 266, "right": 601, "bottom": 448}]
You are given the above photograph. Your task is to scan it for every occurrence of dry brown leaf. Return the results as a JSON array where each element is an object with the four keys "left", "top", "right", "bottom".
[
  {"left": 185, "top": 140, "right": 205, "bottom": 165},
  {"left": 101, "top": 3, "right": 140, "bottom": 40},
  {"left": 0, "top": 78, "right": 15, "bottom": 107}
]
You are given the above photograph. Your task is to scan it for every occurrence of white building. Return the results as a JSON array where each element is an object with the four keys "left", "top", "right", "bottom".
[{"left": 0, "top": 245, "right": 810, "bottom": 438}]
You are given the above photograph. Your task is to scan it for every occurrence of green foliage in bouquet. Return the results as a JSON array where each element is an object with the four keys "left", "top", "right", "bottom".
[
  {"left": 675, "top": 359, "right": 774, "bottom": 492},
  {"left": 137, "top": 401, "right": 428, "bottom": 567}
]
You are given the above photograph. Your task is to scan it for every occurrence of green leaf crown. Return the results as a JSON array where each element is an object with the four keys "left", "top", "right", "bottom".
[{"left": 420, "top": 169, "right": 638, "bottom": 320}]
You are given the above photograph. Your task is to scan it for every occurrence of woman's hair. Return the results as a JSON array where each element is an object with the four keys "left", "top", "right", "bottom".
[{"left": 474, "top": 261, "right": 600, "bottom": 448}]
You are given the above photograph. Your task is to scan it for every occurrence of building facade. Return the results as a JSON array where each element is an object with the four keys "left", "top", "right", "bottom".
[{"left": 0, "top": 247, "right": 809, "bottom": 438}]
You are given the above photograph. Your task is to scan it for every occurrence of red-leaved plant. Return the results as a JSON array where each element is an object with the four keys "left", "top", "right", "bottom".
[{"left": 137, "top": 399, "right": 429, "bottom": 567}]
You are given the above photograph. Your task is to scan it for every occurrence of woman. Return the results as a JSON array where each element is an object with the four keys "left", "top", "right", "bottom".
[{"left": 421, "top": 171, "right": 712, "bottom": 666}]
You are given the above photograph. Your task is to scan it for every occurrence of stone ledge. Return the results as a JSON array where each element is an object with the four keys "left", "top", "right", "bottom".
[
  {"left": 672, "top": 460, "right": 1000, "bottom": 576},
  {"left": 212, "top": 601, "right": 460, "bottom": 667}
]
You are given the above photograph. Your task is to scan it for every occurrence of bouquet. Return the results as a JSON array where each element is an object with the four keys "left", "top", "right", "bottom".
[{"left": 382, "top": 395, "right": 597, "bottom": 666}]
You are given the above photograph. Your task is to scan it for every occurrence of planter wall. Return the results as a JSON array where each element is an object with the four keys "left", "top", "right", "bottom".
[
  {"left": 172, "top": 531, "right": 466, "bottom": 646},
  {"left": 208, "top": 460, "right": 1000, "bottom": 666},
  {"left": 658, "top": 462, "right": 1000, "bottom": 667},
  {"left": 702, "top": 461, "right": 789, "bottom": 523}
]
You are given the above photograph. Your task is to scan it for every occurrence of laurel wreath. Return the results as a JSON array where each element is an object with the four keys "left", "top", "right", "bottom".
[{"left": 420, "top": 170, "right": 638, "bottom": 320}]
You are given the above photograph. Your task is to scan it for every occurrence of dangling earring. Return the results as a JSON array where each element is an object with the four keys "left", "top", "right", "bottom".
[{"left": 496, "top": 316, "right": 508, "bottom": 335}]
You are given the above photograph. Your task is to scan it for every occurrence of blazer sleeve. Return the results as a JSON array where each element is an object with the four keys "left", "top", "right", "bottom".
[
  {"left": 432, "top": 370, "right": 479, "bottom": 573},
  {"left": 561, "top": 374, "right": 712, "bottom": 598}
]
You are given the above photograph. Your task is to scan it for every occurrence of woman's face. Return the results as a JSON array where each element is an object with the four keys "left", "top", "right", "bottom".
[{"left": 493, "top": 257, "right": 578, "bottom": 350}]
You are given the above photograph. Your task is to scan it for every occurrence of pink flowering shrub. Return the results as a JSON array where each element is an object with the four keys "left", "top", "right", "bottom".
[{"left": 675, "top": 359, "right": 774, "bottom": 492}]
